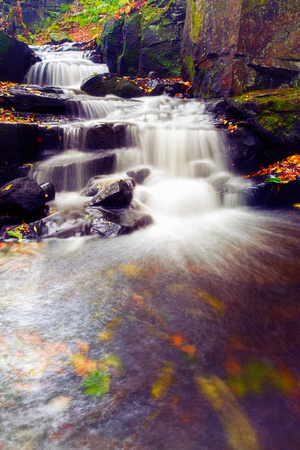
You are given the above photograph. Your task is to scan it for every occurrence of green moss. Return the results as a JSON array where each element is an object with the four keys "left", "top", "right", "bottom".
[
  {"left": 190, "top": 0, "right": 204, "bottom": 43},
  {"left": 0, "top": 31, "right": 12, "bottom": 64},
  {"left": 233, "top": 87, "right": 300, "bottom": 137}
]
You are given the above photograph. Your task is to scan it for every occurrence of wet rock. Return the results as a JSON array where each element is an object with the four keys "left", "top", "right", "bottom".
[
  {"left": 40, "top": 182, "right": 55, "bottom": 202},
  {"left": 88, "top": 180, "right": 133, "bottom": 209},
  {"left": 89, "top": 207, "right": 153, "bottom": 237},
  {"left": 244, "top": 179, "right": 300, "bottom": 208},
  {"left": 0, "top": 85, "right": 68, "bottom": 113},
  {"left": 148, "top": 84, "right": 165, "bottom": 96},
  {"left": 81, "top": 74, "right": 145, "bottom": 99},
  {"left": 0, "top": 123, "right": 39, "bottom": 166},
  {"left": 193, "top": 160, "right": 214, "bottom": 178},
  {"left": 28, "top": 211, "right": 92, "bottom": 239},
  {"left": 126, "top": 168, "right": 151, "bottom": 184},
  {"left": 85, "top": 124, "right": 117, "bottom": 150},
  {"left": 0, "top": 177, "right": 47, "bottom": 220}
]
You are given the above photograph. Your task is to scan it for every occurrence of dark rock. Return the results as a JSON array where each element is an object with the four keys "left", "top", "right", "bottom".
[
  {"left": 244, "top": 179, "right": 300, "bottom": 208},
  {"left": 40, "top": 182, "right": 55, "bottom": 202},
  {"left": 88, "top": 180, "right": 133, "bottom": 209},
  {"left": 0, "top": 85, "right": 68, "bottom": 114},
  {"left": 38, "top": 126, "right": 63, "bottom": 153},
  {"left": 0, "top": 123, "right": 39, "bottom": 167},
  {"left": 81, "top": 74, "right": 145, "bottom": 98},
  {"left": 126, "top": 168, "right": 151, "bottom": 184},
  {"left": 0, "top": 177, "right": 47, "bottom": 220},
  {"left": 148, "top": 84, "right": 165, "bottom": 96},
  {"left": 99, "top": 18, "right": 125, "bottom": 73},
  {"left": 119, "top": 13, "right": 142, "bottom": 76},
  {"left": 85, "top": 124, "right": 117, "bottom": 150},
  {"left": 0, "top": 30, "right": 36, "bottom": 83}
]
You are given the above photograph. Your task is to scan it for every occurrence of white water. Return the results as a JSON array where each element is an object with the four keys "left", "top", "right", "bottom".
[{"left": 26, "top": 45, "right": 109, "bottom": 89}]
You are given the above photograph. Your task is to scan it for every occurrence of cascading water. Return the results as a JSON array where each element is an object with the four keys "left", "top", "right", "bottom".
[
  {"left": 1, "top": 47, "right": 300, "bottom": 449},
  {"left": 26, "top": 44, "right": 109, "bottom": 89}
]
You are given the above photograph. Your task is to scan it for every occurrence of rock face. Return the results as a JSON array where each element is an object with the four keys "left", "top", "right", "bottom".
[
  {"left": 0, "top": 30, "right": 37, "bottom": 83},
  {"left": 181, "top": 0, "right": 300, "bottom": 97},
  {"left": 99, "top": 0, "right": 186, "bottom": 78}
]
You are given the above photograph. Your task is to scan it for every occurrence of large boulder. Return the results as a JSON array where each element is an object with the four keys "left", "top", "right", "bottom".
[
  {"left": 0, "top": 177, "right": 48, "bottom": 220},
  {"left": 181, "top": 0, "right": 300, "bottom": 97},
  {"left": 0, "top": 30, "right": 38, "bottom": 83},
  {"left": 81, "top": 74, "right": 145, "bottom": 98}
]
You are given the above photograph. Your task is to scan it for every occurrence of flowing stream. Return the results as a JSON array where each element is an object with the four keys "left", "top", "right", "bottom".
[{"left": 1, "top": 48, "right": 300, "bottom": 449}]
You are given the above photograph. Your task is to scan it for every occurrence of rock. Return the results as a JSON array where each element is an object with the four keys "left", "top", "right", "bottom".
[
  {"left": 81, "top": 74, "right": 145, "bottom": 98},
  {"left": 40, "top": 182, "right": 55, "bottom": 202},
  {"left": 0, "top": 85, "right": 68, "bottom": 114},
  {"left": 0, "top": 30, "right": 37, "bottom": 83},
  {"left": 118, "top": 13, "right": 142, "bottom": 76},
  {"left": 0, "top": 177, "right": 47, "bottom": 220},
  {"left": 89, "top": 207, "right": 153, "bottom": 237},
  {"left": 182, "top": 0, "right": 300, "bottom": 97},
  {"left": 126, "top": 168, "right": 151, "bottom": 184},
  {"left": 244, "top": 179, "right": 300, "bottom": 208},
  {"left": 98, "top": 0, "right": 186, "bottom": 78},
  {"left": 139, "top": 0, "right": 186, "bottom": 77},
  {"left": 148, "top": 84, "right": 165, "bottom": 96},
  {"left": 0, "top": 123, "right": 39, "bottom": 167},
  {"left": 28, "top": 211, "right": 92, "bottom": 239},
  {"left": 99, "top": 18, "right": 125, "bottom": 73},
  {"left": 88, "top": 180, "right": 133, "bottom": 209},
  {"left": 193, "top": 160, "right": 214, "bottom": 178},
  {"left": 85, "top": 124, "right": 117, "bottom": 150}
]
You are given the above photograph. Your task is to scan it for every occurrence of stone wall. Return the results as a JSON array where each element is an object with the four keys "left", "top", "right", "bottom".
[{"left": 181, "top": 0, "right": 300, "bottom": 97}]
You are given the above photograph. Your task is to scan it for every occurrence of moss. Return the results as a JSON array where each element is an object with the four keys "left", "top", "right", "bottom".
[
  {"left": 233, "top": 87, "right": 300, "bottom": 138},
  {"left": 190, "top": 0, "right": 204, "bottom": 43},
  {"left": 0, "top": 30, "right": 12, "bottom": 64}
]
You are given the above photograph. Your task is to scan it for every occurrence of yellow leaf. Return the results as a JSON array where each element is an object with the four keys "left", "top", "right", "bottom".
[
  {"left": 193, "top": 290, "right": 225, "bottom": 313},
  {"left": 150, "top": 362, "right": 176, "bottom": 400},
  {"left": 2, "top": 184, "right": 13, "bottom": 191},
  {"left": 120, "top": 264, "right": 142, "bottom": 278},
  {"left": 195, "top": 375, "right": 261, "bottom": 450},
  {"left": 97, "top": 330, "right": 114, "bottom": 342}
]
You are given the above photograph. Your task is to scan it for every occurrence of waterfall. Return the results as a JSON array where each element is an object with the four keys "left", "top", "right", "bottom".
[
  {"left": 26, "top": 46, "right": 109, "bottom": 89},
  {"left": 2, "top": 46, "right": 300, "bottom": 450}
]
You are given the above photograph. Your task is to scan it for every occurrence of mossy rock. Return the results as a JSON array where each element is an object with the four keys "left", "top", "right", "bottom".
[
  {"left": 80, "top": 74, "right": 145, "bottom": 99},
  {"left": 0, "top": 30, "right": 34, "bottom": 83}
]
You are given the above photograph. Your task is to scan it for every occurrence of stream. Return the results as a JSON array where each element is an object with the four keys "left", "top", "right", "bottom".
[{"left": 0, "top": 46, "right": 300, "bottom": 449}]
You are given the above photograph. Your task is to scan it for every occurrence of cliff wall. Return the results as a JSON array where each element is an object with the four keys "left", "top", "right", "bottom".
[{"left": 181, "top": 0, "right": 300, "bottom": 97}]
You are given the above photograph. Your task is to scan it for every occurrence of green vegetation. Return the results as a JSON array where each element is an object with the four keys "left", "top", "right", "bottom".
[{"left": 232, "top": 87, "right": 300, "bottom": 137}]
